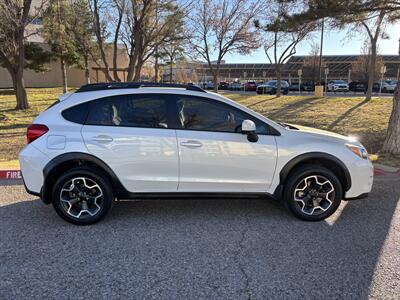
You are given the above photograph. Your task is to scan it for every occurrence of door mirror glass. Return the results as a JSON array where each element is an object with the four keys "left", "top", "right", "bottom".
[{"left": 241, "top": 119, "right": 256, "bottom": 133}]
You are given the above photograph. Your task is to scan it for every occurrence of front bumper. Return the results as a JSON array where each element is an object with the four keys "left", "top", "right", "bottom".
[{"left": 344, "top": 158, "right": 374, "bottom": 199}]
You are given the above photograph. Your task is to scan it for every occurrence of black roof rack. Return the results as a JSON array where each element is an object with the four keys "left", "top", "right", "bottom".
[{"left": 76, "top": 82, "right": 206, "bottom": 93}]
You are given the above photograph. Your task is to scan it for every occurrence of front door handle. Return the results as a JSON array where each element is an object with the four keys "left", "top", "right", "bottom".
[
  {"left": 91, "top": 135, "right": 114, "bottom": 143},
  {"left": 180, "top": 140, "right": 203, "bottom": 148}
]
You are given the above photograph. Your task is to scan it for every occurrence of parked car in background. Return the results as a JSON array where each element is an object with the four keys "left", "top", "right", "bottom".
[
  {"left": 243, "top": 81, "right": 257, "bottom": 91},
  {"left": 372, "top": 81, "right": 392, "bottom": 93},
  {"left": 218, "top": 82, "right": 229, "bottom": 90},
  {"left": 205, "top": 82, "right": 214, "bottom": 90},
  {"left": 385, "top": 80, "right": 397, "bottom": 93},
  {"left": 327, "top": 80, "right": 349, "bottom": 93},
  {"left": 229, "top": 82, "right": 242, "bottom": 91},
  {"left": 20, "top": 82, "right": 373, "bottom": 224},
  {"left": 289, "top": 82, "right": 302, "bottom": 91},
  {"left": 302, "top": 83, "right": 315, "bottom": 92},
  {"left": 257, "top": 80, "right": 289, "bottom": 95},
  {"left": 349, "top": 81, "right": 367, "bottom": 93}
]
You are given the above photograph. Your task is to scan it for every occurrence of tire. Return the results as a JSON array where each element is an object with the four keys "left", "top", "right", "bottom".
[
  {"left": 283, "top": 165, "right": 343, "bottom": 221},
  {"left": 52, "top": 167, "right": 114, "bottom": 225}
]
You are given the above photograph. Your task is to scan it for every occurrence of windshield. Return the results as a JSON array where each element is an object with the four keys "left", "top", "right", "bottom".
[{"left": 333, "top": 80, "right": 346, "bottom": 84}]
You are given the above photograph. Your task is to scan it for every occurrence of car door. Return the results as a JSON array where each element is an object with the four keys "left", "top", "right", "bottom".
[
  {"left": 81, "top": 93, "right": 179, "bottom": 192},
  {"left": 173, "top": 95, "right": 278, "bottom": 193}
]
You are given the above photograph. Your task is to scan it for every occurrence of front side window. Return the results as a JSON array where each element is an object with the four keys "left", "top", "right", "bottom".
[
  {"left": 175, "top": 96, "right": 270, "bottom": 134},
  {"left": 86, "top": 94, "right": 169, "bottom": 128}
]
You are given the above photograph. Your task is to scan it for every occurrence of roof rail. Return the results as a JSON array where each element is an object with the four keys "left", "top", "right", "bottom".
[{"left": 76, "top": 82, "right": 206, "bottom": 93}]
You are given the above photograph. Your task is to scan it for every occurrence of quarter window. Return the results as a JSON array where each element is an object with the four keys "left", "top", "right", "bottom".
[
  {"left": 175, "top": 96, "right": 269, "bottom": 134},
  {"left": 86, "top": 94, "right": 169, "bottom": 128}
]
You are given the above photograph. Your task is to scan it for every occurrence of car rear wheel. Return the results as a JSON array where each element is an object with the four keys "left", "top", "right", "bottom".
[
  {"left": 283, "top": 165, "right": 343, "bottom": 221},
  {"left": 52, "top": 167, "right": 114, "bottom": 225}
]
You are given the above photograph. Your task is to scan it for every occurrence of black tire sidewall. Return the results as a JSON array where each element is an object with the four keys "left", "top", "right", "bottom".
[
  {"left": 52, "top": 167, "right": 113, "bottom": 225},
  {"left": 284, "top": 166, "right": 343, "bottom": 221}
]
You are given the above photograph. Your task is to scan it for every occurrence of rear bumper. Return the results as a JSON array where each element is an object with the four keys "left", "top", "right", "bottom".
[{"left": 19, "top": 144, "right": 48, "bottom": 195}]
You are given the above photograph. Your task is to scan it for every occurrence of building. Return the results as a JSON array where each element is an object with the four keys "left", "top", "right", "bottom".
[{"left": 169, "top": 55, "right": 400, "bottom": 84}]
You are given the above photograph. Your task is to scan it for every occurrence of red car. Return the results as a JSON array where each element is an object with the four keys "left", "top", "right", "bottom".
[{"left": 243, "top": 81, "right": 257, "bottom": 91}]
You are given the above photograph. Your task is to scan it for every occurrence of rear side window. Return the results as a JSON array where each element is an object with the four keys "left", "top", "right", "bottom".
[
  {"left": 85, "top": 94, "right": 169, "bottom": 128},
  {"left": 62, "top": 102, "right": 89, "bottom": 124}
]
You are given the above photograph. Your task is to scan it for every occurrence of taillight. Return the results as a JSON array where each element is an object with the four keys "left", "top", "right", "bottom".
[{"left": 27, "top": 124, "right": 49, "bottom": 144}]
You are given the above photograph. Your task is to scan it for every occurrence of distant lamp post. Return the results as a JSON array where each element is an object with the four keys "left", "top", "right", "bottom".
[
  {"left": 379, "top": 65, "right": 387, "bottom": 96},
  {"left": 324, "top": 67, "right": 329, "bottom": 94},
  {"left": 298, "top": 69, "right": 303, "bottom": 94}
]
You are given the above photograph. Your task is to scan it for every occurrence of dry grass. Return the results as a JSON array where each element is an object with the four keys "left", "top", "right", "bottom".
[{"left": 0, "top": 88, "right": 398, "bottom": 168}]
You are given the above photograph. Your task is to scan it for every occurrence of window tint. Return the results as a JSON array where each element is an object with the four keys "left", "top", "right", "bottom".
[
  {"left": 62, "top": 102, "right": 89, "bottom": 124},
  {"left": 86, "top": 94, "right": 169, "bottom": 128},
  {"left": 176, "top": 96, "right": 269, "bottom": 134}
]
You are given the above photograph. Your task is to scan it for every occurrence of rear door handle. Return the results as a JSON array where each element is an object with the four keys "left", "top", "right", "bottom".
[
  {"left": 91, "top": 135, "right": 114, "bottom": 143},
  {"left": 180, "top": 140, "right": 203, "bottom": 148}
]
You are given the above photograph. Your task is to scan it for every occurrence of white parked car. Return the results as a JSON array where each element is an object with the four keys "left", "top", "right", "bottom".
[
  {"left": 20, "top": 83, "right": 373, "bottom": 225},
  {"left": 384, "top": 80, "right": 397, "bottom": 93},
  {"left": 327, "top": 80, "right": 349, "bottom": 93}
]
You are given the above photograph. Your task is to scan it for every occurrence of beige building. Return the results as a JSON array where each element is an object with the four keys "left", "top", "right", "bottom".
[
  {"left": 0, "top": 0, "right": 129, "bottom": 89},
  {"left": 0, "top": 43, "right": 129, "bottom": 88}
]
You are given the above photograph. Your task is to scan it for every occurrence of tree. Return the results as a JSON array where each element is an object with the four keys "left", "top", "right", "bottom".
[
  {"left": 302, "top": 42, "right": 321, "bottom": 84},
  {"left": 122, "top": 0, "right": 185, "bottom": 82},
  {"left": 351, "top": 40, "right": 384, "bottom": 83},
  {"left": 70, "top": 0, "right": 99, "bottom": 84},
  {"left": 289, "top": 0, "right": 392, "bottom": 100},
  {"left": 188, "top": 0, "right": 260, "bottom": 92},
  {"left": 160, "top": 41, "right": 185, "bottom": 82},
  {"left": 43, "top": 0, "right": 81, "bottom": 93},
  {"left": 0, "top": 0, "right": 50, "bottom": 109},
  {"left": 256, "top": 1, "right": 316, "bottom": 96},
  {"left": 90, "top": 0, "right": 114, "bottom": 82}
]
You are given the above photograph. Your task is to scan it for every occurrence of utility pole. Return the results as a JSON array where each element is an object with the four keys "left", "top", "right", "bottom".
[{"left": 318, "top": 18, "right": 324, "bottom": 84}]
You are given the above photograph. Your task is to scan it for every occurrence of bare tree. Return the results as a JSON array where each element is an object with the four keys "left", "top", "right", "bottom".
[
  {"left": 346, "top": 9, "right": 388, "bottom": 100},
  {"left": 188, "top": 0, "right": 260, "bottom": 92},
  {"left": 0, "top": 0, "right": 48, "bottom": 109},
  {"left": 351, "top": 40, "right": 384, "bottom": 83},
  {"left": 256, "top": 1, "right": 316, "bottom": 97},
  {"left": 121, "top": 0, "right": 184, "bottom": 82},
  {"left": 90, "top": 0, "right": 113, "bottom": 82}
]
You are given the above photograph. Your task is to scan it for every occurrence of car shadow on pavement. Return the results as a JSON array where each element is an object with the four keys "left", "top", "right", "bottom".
[{"left": 0, "top": 178, "right": 399, "bottom": 299}]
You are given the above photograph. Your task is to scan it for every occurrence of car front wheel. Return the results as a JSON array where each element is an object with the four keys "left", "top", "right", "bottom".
[
  {"left": 52, "top": 167, "right": 114, "bottom": 225},
  {"left": 283, "top": 165, "right": 343, "bottom": 221}
]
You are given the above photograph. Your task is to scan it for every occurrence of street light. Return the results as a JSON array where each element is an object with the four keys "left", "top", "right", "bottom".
[
  {"left": 379, "top": 65, "right": 387, "bottom": 96},
  {"left": 324, "top": 67, "right": 329, "bottom": 94},
  {"left": 298, "top": 69, "right": 302, "bottom": 94}
]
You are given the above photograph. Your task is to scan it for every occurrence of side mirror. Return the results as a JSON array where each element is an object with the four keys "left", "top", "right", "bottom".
[{"left": 241, "top": 120, "right": 258, "bottom": 143}]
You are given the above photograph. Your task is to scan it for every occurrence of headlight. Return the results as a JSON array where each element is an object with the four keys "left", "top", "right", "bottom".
[{"left": 346, "top": 144, "right": 369, "bottom": 159}]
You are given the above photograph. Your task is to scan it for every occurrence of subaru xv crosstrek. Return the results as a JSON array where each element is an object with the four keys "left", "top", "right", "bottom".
[{"left": 19, "top": 82, "right": 374, "bottom": 225}]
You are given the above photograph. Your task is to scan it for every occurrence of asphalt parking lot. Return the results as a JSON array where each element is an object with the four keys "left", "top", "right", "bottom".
[{"left": 1, "top": 176, "right": 399, "bottom": 299}]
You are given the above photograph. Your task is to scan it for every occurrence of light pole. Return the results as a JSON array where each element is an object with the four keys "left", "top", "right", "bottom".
[
  {"left": 324, "top": 67, "right": 329, "bottom": 94},
  {"left": 298, "top": 69, "right": 302, "bottom": 95},
  {"left": 379, "top": 65, "right": 387, "bottom": 96}
]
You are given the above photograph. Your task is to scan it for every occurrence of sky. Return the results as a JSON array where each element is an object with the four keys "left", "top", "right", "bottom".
[{"left": 223, "top": 24, "right": 400, "bottom": 63}]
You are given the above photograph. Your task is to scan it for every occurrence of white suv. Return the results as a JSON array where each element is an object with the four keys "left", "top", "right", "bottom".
[
  {"left": 19, "top": 83, "right": 373, "bottom": 225},
  {"left": 327, "top": 80, "right": 349, "bottom": 93}
]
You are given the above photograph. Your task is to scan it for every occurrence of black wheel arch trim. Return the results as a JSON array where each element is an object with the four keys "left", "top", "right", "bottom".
[
  {"left": 274, "top": 152, "right": 352, "bottom": 199},
  {"left": 42, "top": 152, "right": 127, "bottom": 204}
]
